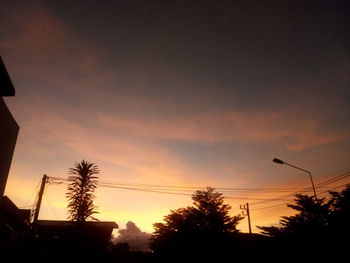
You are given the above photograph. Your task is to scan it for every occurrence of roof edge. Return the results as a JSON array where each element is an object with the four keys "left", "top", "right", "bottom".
[{"left": 0, "top": 56, "right": 15, "bottom": 97}]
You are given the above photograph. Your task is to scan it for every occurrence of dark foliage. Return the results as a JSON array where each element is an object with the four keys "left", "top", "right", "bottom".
[
  {"left": 258, "top": 184, "right": 350, "bottom": 260},
  {"left": 258, "top": 194, "right": 330, "bottom": 238},
  {"left": 328, "top": 185, "right": 350, "bottom": 232},
  {"left": 66, "top": 160, "right": 99, "bottom": 222},
  {"left": 150, "top": 187, "right": 243, "bottom": 260}
]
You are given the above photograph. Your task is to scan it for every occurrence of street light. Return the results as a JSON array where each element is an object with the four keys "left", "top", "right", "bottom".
[{"left": 273, "top": 158, "right": 318, "bottom": 201}]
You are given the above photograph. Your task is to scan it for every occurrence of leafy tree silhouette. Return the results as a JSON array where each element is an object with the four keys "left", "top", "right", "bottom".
[
  {"left": 258, "top": 194, "right": 329, "bottom": 238},
  {"left": 328, "top": 184, "right": 350, "bottom": 227},
  {"left": 258, "top": 186, "right": 350, "bottom": 260},
  {"left": 151, "top": 187, "right": 242, "bottom": 260},
  {"left": 327, "top": 184, "right": 350, "bottom": 251},
  {"left": 66, "top": 160, "right": 99, "bottom": 222}
]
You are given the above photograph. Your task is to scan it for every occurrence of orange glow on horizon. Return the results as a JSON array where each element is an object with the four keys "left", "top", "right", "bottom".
[{"left": 2, "top": 0, "right": 350, "bottom": 236}]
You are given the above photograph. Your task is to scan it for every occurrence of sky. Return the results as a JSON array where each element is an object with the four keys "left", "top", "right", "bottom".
[{"left": 1, "top": 0, "right": 350, "bottom": 234}]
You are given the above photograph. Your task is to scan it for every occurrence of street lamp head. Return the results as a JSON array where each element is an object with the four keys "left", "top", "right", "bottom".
[
  {"left": 271, "top": 157, "right": 318, "bottom": 201},
  {"left": 273, "top": 158, "right": 284, "bottom": 164}
]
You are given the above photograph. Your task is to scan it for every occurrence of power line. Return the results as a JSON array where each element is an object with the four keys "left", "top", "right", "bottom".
[
  {"left": 314, "top": 172, "right": 350, "bottom": 188},
  {"left": 250, "top": 182, "right": 350, "bottom": 213},
  {"left": 250, "top": 182, "right": 350, "bottom": 212},
  {"left": 250, "top": 171, "right": 350, "bottom": 206},
  {"left": 317, "top": 183, "right": 350, "bottom": 196},
  {"left": 46, "top": 171, "right": 350, "bottom": 205},
  {"left": 250, "top": 203, "right": 287, "bottom": 211},
  {"left": 50, "top": 170, "right": 350, "bottom": 192},
  {"left": 99, "top": 184, "right": 193, "bottom": 197},
  {"left": 101, "top": 183, "right": 311, "bottom": 193},
  {"left": 99, "top": 183, "right": 313, "bottom": 201},
  {"left": 50, "top": 176, "right": 320, "bottom": 192},
  {"left": 100, "top": 183, "right": 300, "bottom": 201},
  {"left": 43, "top": 186, "right": 61, "bottom": 219},
  {"left": 49, "top": 177, "right": 304, "bottom": 201},
  {"left": 22, "top": 179, "right": 41, "bottom": 212}
]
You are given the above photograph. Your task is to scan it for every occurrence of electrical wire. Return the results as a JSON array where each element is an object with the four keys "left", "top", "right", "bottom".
[
  {"left": 46, "top": 171, "right": 350, "bottom": 210},
  {"left": 249, "top": 171, "right": 350, "bottom": 206},
  {"left": 43, "top": 187, "right": 61, "bottom": 219},
  {"left": 250, "top": 182, "right": 350, "bottom": 212},
  {"left": 250, "top": 203, "right": 287, "bottom": 211},
  {"left": 23, "top": 179, "right": 41, "bottom": 208},
  {"left": 98, "top": 184, "right": 193, "bottom": 197}
]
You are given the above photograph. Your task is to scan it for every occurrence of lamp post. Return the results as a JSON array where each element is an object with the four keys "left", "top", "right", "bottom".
[{"left": 273, "top": 158, "right": 318, "bottom": 201}]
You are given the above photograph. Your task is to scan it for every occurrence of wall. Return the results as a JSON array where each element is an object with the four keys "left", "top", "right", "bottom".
[{"left": 0, "top": 97, "right": 19, "bottom": 196}]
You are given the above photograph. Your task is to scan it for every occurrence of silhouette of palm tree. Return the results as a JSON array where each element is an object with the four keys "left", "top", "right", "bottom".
[{"left": 66, "top": 160, "right": 99, "bottom": 223}]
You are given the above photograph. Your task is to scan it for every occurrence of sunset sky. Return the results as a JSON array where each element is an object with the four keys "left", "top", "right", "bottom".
[{"left": 1, "top": 0, "right": 350, "bottom": 233}]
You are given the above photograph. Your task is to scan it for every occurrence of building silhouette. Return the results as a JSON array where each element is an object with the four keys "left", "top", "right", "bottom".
[
  {"left": 0, "top": 56, "right": 29, "bottom": 250},
  {"left": 36, "top": 220, "right": 118, "bottom": 244},
  {"left": 0, "top": 56, "right": 19, "bottom": 197}
]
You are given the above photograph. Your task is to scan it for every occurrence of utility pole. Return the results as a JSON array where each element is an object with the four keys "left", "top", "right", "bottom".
[
  {"left": 32, "top": 174, "right": 47, "bottom": 224},
  {"left": 240, "top": 202, "right": 252, "bottom": 234}
]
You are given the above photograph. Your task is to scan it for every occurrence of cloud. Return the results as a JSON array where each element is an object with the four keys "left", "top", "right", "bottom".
[
  {"left": 0, "top": 0, "right": 106, "bottom": 92},
  {"left": 113, "top": 221, "right": 151, "bottom": 251},
  {"left": 97, "top": 107, "right": 347, "bottom": 151},
  {"left": 2, "top": 0, "right": 347, "bottom": 154},
  {"left": 13, "top": 104, "right": 196, "bottom": 186}
]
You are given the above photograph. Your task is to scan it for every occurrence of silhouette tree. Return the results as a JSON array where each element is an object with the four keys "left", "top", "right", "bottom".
[
  {"left": 328, "top": 184, "right": 350, "bottom": 221},
  {"left": 258, "top": 194, "right": 329, "bottom": 238},
  {"left": 257, "top": 186, "right": 350, "bottom": 260},
  {"left": 66, "top": 160, "right": 99, "bottom": 222},
  {"left": 257, "top": 194, "right": 330, "bottom": 260},
  {"left": 328, "top": 184, "right": 350, "bottom": 239},
  {"left": 151, "top": 187, "right": 242, "bottom": 258}
]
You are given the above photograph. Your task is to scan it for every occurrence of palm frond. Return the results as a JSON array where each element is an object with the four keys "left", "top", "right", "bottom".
[{"left": 66, "top": 160, "right": 100, "bottom": 222}]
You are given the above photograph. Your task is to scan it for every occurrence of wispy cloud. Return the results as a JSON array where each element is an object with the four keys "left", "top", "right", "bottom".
[{"left": 97, "top": 108, "right": 347, "bottom": 151}]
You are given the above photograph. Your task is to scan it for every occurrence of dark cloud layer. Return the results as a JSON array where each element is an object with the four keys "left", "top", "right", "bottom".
[{"left": 42, "top": 0, "right": 350, "bottom": 118}]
